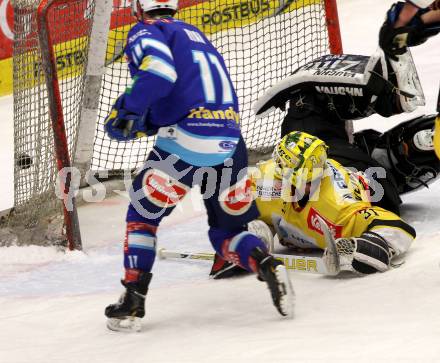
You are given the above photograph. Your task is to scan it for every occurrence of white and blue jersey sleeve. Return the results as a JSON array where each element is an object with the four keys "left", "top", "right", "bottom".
[{"left": 124, "top": 24, "right": 177, "bottom": 115}]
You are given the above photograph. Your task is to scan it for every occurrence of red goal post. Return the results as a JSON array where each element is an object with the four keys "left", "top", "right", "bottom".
[
  {"left": 4, "top": 0, "right": 342, "bottom": 249},
  {"left": 36, "top": 0, "right": 85, "bottom": 250}
]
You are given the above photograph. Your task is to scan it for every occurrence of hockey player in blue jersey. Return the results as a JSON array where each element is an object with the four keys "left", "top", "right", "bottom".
[{"left": 103, "top": 0, "right": 294, "bottom": 331}]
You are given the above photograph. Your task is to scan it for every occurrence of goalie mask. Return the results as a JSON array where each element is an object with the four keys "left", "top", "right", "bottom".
[
  {"left": 367, "top": 47, "right": 425, "bottom": 116},
  {"left": 132, "top": 0, "right": 178, "bottom": 19},
  {"left": 273, "top": 131, "right": 328, "bottom": 192}
]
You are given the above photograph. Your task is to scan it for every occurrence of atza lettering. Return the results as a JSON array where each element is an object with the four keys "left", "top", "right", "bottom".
[
  {"left": 201, "top": 0, "right": 270, "bottom": 27},
  {"left": 313, "top": 69, "right": 357, "bottom": 78}
]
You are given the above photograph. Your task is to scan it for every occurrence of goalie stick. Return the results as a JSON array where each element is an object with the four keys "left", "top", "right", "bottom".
[
  {"left": 317, "top": 216, "right": 341, "bottom": 276},
  {"left": 434, "top": 86, "right": 440, "bottom": 160},
  {"left": 105, "top": 40, "right": 125, "bottom": 67},
  {"left": 158, "top": 247, "right": 336, "bottom": 275}
]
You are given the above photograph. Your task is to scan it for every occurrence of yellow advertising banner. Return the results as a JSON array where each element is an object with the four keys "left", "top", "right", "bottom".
[
  {"left": 0, "top": 0, "right": 318, "bottom": 97},
  {"left": 178, "top": 0, "right": 319, "bottom": 34},
  {"left": 0, "top": 57, "right": 12, "bottom": 96}
]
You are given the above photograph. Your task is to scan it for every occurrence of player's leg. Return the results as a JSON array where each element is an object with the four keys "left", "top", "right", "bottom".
[
  {"left": 204, "top": 138, "right": 294, "bottom": 317},
  {"left": 105, "top": 147, "right": 194, "bottom": 331}
]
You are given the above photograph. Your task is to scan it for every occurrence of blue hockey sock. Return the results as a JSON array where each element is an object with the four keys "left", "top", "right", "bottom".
[{"left": 124, "top": 221, "right": 158, "bottom": 275}]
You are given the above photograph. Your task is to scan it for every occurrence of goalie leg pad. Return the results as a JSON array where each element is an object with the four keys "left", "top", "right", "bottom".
[{"left": 337, "top": 232, "right": 391, "bottom": 274}]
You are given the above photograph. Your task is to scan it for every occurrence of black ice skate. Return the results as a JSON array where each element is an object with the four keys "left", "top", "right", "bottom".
[
  {"left": 252, "top": 248, "right": 295, "bottom": 318},
  {"left": 105, "top": 272, "right": 152, "bottom": 332}
]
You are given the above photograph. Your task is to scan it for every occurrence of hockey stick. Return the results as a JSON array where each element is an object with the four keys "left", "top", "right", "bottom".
[
  {"left": 317, "top": 216, "right": 340, "bottom": 276},
  {"left": 105, "top": 40, "right": 125, "bottom": 67},
  {"left": 158, "top": 248, "right": 215, "bottom": 261},
  {"left": 433, "top": 86, "right": 440, "bottom": 160},
  {"left": 158, "top": 248, "right": 331, "bottom": 274}
]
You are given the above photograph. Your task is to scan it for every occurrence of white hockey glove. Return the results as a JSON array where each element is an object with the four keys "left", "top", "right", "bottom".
[{"left": 336, "top": 231, "right": 392, "bottom": 274}]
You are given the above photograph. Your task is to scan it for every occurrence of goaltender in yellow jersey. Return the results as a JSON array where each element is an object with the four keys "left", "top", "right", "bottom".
[{"left": 250, "top": 131, "right": 416, "bottom": 275}]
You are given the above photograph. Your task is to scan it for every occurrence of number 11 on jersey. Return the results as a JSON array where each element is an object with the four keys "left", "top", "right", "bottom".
[{"left": 192, "top": 50, "right": 233, "bottom": 105}]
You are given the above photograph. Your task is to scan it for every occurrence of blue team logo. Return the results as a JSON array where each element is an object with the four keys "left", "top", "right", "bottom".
[{"left": 219, "top": 140, "right": 236, "bottom": 151}]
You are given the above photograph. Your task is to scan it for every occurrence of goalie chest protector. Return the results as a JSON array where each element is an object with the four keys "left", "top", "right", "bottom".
[{"left": 254, "top": 54, "right": 383, "bottom": 120}]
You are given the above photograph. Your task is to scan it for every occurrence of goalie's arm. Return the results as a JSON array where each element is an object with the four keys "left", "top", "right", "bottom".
[
  {"left": 394, "top": 2, "right": 422, "bottom": 27},
  {"left": 396, "top": 1, "right": 437, "bottom": 27},
  {"left": 379, "top": 1, "right": 440, "bottom": 58}
]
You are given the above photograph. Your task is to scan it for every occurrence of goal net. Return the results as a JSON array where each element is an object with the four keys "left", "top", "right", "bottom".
[{"left": 2, "top": 0, "right": 342, "bottom": 249}]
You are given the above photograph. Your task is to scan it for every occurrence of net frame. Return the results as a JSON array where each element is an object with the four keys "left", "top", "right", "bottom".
[
  {"left": 36, "top": 0, "right": 82, "bottom": 250},
  {"left": 5, "top": 0, "right": 95, "bottom": 249}
]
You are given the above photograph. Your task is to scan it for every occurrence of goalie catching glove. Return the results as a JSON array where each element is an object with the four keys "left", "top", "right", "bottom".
[
  {"left": 335, "top": 231, "right": 392, "bottom": 274},
  {"left": 104, "top": 94, "right": 156, "bottom": 141},
  {"left": 379, "top": 2, "right": 440, "bottom": 60}
]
